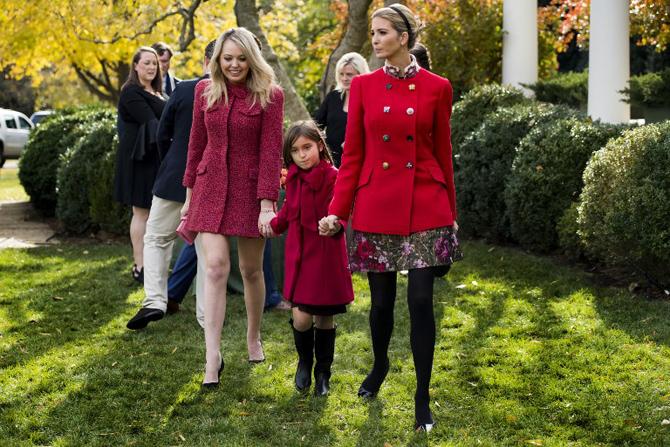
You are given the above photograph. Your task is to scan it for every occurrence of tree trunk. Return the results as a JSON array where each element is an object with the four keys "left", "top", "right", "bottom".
[
  {"left": 235, "top": 0, "right": 310, "bottom": 122},
  {"left": 318, "top": 0, "right": 373, "bottom": 100}
]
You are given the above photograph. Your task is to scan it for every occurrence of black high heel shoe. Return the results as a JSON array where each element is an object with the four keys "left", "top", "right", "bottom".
[
  {"left": 201, "top": 355, "right": 224, "bottom": 389},
  {"left": 357, "top": 359, "right": 390, "bottom": 398},
  {"left": 131, "top": 265, "right": 144, "bottom": 284}
]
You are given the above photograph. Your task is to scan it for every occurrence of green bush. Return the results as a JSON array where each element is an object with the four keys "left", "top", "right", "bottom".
[
  {"left": 56, "top": 117, "right": 120, "bottom": 234},
  {"left": 578, "top": 122, "right": 670, "bottom": 280},
  {"left": 557, "top": 202, "right": 585, "bottom": 260},
  {"left": 18, "top": 108, "right": 114, "bottom": 215},
  {"left": 525, "top": 71, "right": 589, "bottom": 110},
  {"left": 504, "top": 118, "right": 624, "bottom": 252},
  {"left": 89, "top": 148, "right": 130, "bottom": 235},
  {"left": 451, "top": 84, "right": 529, "bottom": 151},
  {"left": 622, "top": 68, "right": 670, "bottom": 108},
  {"left": 455, "top": 102, "right": 578, "bottom": 241}
]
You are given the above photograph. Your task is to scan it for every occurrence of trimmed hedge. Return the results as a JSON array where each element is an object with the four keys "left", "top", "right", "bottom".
[
  {"left": 19, "top": 108, "right": 114, "bottom": 215},
  {"left": 623, "top": 68, "right": 670, "bottom": 108},
  {"left": 578, "top": 122, "right": 670, "bottom": 280},
  {"left": 89, "top": 148, "right": 130, "bottom": 235},
  {"left": 56, "top": 116, "right": 126, "bottom": 234},
  {"left": 525, "top": 71, "right": 589, "bottom": 110},
  {"left": 455, "top": 102, "right": 578, "bottom": 241},
  {"left": 504, "top": 118, "right": 625, "bottom": 252},
  {"left": 451, "top": 84, "right": 529, "bottom": 150}
]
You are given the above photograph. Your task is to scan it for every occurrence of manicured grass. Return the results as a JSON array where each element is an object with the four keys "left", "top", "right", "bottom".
[
  {"left": 1, "top": 241, "right": 670, "bottom": 445},
  {"left": 0, "top": 165, "right": 29, "bottom": 202}
]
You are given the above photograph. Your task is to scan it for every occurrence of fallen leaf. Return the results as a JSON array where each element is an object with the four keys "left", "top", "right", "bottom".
[
  {"left": 662, "top": 419, "right": 670, "bottom": 425},
  {"left": 628, "top": 282, "right": 640, "bottom": 293},
  {"left": 239, "top": 411, "right": 250, "bottom": 416},
  {"left": 268, "top": 364, "right": 273, "bottom": 371},
  {"left": 434, "top": 401, "right": 440, "bottom": 408},
  {"left": 456, "top": 284, "right": 467, "bottom": 289},
  {"left": 471, "top": 280, "right": 479, "bottom": 286},
  {"left": 384, "top": 443, "right": 393, "bottom": 447},
  {"left": 506, "top": 415, "right": 518, "bottom": 423},
  {"left": 83, "top": 250, "right": 89, "bottom": 254},
  {"left": 111, "top": 362, "right": 118, "bottom": 367},
  {"left": 52, "top": 296, "right": 63, "bottom": 301},
  {"left": 179, "top": 434, "right": 186, "bottom": 442},
  {"left": 487, "top": 247, "right": 495, "bottom": 252},
  {"left": 171, "top": 347, "right": 178, "bottom": 354},
  {"left": 525, "top": 440, "right": 543, "bottom": 446}
]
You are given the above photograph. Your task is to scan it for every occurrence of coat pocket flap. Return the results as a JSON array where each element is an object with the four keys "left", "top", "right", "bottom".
[
  {"left": 196, "top": 164, "right": 207, "bottom": 175},
  {"left": 356, "top": 166, "right": 373, "bottom": 190},
  {"left": 428, "top": 166, "right": 447, "bottom": 186}
]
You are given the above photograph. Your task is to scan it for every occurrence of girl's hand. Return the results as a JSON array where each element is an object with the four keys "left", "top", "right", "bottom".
[
  {"left": 319, "top": 215, "right": 340, "bottom": 236},
  {"left": 453, "top": 221, "right": 459, "bottom": 233}
]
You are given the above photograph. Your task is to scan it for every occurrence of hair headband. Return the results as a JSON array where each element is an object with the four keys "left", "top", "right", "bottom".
[{"left": 389, "top": 6, "right": 413, "bottom": 45}]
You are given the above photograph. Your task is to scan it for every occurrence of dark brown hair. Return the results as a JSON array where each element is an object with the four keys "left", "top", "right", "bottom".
[
  {"left": 151, "top": 41, "right": 174, "bottom": 58},
  {"left": 122, "top": 46, "right": 162, "bottom": 93},
  {"left": 282, "top": 120, "right": 334, "bottom": 168}
]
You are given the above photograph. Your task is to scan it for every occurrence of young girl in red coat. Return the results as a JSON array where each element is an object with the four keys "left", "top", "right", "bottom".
[{"left": 263, "top": 120, "right": 354, "bottom": 396}]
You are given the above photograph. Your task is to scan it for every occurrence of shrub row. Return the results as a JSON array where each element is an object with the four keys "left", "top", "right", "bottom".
[
  {"left": 19, "top": 107, "right": 129, "bottom": 234},
  {"left": 454, "top": 84, "right": 669, "bottom": 281}
]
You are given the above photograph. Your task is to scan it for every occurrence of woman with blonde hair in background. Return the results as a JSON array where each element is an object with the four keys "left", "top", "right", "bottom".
[
  {"left": 181, "top": 27, "right": 284, "bottom": 387},
  {"left": 314, "top": 52, "right": 369, "bottom": 167}
]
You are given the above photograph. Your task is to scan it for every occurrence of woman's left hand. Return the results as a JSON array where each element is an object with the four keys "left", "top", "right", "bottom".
[{"left": 258, "top": 200, "right": 276, "bottom": 237}]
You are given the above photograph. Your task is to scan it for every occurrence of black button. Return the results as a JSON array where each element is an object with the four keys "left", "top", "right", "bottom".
[
  {"left": 386, "top": 83, "right": 392, "bottom": 90},
  {"left": 383, "top": 134, "right": 390, "bottom": 142},
  {"left": 407, "top": 135, "right": 414, "bottom": 142}
]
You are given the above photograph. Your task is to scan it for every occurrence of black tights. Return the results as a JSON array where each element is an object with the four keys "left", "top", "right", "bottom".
[{"left": 364, "top": 268, "right": 436, "bottom": 424}]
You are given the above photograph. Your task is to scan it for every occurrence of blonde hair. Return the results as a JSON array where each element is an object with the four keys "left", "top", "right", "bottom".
[
  {"left": 371, "top": 3, "right": 423, "bottom": 49},
  {"left": 204, "top": 27, "right": 277, "bottom": 110},
  {"left": 334, "top": 52, "right": 370, "bottom": 92}
]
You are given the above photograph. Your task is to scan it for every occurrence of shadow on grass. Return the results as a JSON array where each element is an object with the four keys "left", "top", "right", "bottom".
[{"left": 0, "top": 245, "right": 137, "bottom": 369}]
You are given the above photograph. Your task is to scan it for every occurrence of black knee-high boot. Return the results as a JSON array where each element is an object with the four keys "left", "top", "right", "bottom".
[
  {"left": 359, "top": 271, "right": 397, "bottom": 398},
  {"left": 314, "top": 327, "right": 336, "bottom": 396},
  {"left": 291, "top": 320, "right": 314, "bottom": 392},
  {"left": 407, "top": 268, "right": 437, "bottom": 430}
]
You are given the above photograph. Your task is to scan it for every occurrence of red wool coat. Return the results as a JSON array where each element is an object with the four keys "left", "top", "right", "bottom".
[
  {"left": 270, "top": 161, "right": 354, "bottom": 306},
  {"left": 183, "top": 80, "right": 284, "bottom": 237},
  {"left": 328, "top": 68, "right": 457, "bottom": 236}
]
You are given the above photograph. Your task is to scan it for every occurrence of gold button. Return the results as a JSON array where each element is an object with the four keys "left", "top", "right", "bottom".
[
  {"left": 406, "top": 107, "right": 414, "bottom": 115},
  {"left": 382, "top": 162, "right": 390, "bottom": 170},
  {"left": 409, "top": 84, "right": 416, "bottom": 91}
]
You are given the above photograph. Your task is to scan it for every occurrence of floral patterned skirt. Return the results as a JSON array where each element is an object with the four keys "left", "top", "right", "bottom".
[{"left": 348, "top": 227, "right": 462, "bottom": 273}]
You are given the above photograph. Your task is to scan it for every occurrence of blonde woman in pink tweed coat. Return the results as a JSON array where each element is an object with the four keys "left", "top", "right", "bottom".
[{"left": 181, "top": 28, "right": 284, "bottom": 388}]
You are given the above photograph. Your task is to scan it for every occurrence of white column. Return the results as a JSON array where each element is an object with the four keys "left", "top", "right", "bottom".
[
  {"left": 502, "top": 0, "right": 538, "bottom": 97},
  {"left": 588, "top": 0, "right": 630, "bottom": 123}
]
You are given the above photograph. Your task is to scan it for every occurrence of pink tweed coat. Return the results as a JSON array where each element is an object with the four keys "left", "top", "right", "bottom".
[{"left": 182, "top": 80, "right": 284, "bottom": 237}]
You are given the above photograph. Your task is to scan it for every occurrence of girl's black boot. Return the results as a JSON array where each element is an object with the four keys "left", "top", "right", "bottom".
[
  {"left": 313, "top": 327, "right": 336, "bottom": 396},
  {"left": 291, "top": 320, "right": 314, "bottom": 392}
]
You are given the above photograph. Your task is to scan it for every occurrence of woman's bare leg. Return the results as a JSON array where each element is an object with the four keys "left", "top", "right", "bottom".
[
  {"left": 237, "top": 237, "right": 266, "bottom": 361},
  {"left": 201, "top": 232, "right": 231, "bottom": 383}
]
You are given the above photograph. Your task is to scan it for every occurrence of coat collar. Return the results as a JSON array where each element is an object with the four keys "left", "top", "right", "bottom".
[
  {"left": 227, "top": 82, "right": 249, "bottom": 99},
  {"left": 287, "top": 159, "right": 330, "bottom": 191}
]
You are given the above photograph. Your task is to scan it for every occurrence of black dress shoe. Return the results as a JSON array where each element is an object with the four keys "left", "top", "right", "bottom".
[
  {"left": 202, "top": 357, "right": 224, "bottom": 389},
  {"left": 126, "top": 307, "right": 164, "bottom": 330},
  {"left": 166, "top": 300, "right": 180, "bottom": 315}
]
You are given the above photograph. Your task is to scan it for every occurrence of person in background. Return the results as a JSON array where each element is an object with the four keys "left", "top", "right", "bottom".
[
  {"left": 313, "top": 52, "right": 369, "bottom": 167},
  {"left": 126, "top": 40, "right": 216, "bottom": 330},
  {"left": 152, "top": 42, "right": 180, "bottom": 97},
  {"left": 409, "top": 43, "right": 431, "bottom": 71},
  {"left": 181, "top": 27, "right": 284, "bottom": 387},
  {"left": 113, "top": 46, "right": 165, "bottom": 284},
  {"left": 319, "top": 3, "right": 461, "bottom": 432}
]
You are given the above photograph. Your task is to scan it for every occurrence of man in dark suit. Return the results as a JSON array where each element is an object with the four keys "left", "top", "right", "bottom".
[
  {"left": 152, "top": 42, "right": 180, "bottom": 96},
  {"left": 127, "top": 40, "right": 216, "bottom": 330}
]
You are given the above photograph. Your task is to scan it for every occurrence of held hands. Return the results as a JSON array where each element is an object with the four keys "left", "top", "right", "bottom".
[
  {"left": 258, "top": 200, "right": 276, "bottom": 238},
  {"left": 318, "top": 215, "right": 341, "bottom": 237}
]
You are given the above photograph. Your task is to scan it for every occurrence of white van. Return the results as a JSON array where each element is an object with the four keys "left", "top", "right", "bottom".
[{"left": 0, "top": 108, "right": 34, "bottom": 167}]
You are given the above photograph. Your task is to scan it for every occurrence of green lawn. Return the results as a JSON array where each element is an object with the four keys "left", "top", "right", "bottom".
[
  {"left": 1, "top": 241, "right": 670, "bottom": 446},
  {"left": 0, "top": 164, "right": 29, "bottom": 202}
]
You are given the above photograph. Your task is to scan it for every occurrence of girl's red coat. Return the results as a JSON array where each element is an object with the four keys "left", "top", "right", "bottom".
[{"left": 270, "top": 160, "right": 354, "bottom": 306}]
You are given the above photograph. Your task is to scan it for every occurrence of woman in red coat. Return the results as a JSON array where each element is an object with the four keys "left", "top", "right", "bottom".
[
  {"left": 267, "top": 121, "right": 354, "bottom": 396},
  {"left": 320, "top": 3, "right": 461, "bottom": 431},
  {"left": 181, "top": 28, "right": 284, "bottom": 387}
]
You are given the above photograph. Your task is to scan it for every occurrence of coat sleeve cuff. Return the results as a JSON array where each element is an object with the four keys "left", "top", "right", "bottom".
[
  {"left": 183, "top": 174, "right": 196, "bottom": 189},
  {"left": 257, "top": 189, "right": 279, "bottom": 202}
]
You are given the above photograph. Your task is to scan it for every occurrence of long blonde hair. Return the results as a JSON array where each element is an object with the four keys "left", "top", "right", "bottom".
[{"left": 204, "top": 27, "right": 277, "bottom": 110}]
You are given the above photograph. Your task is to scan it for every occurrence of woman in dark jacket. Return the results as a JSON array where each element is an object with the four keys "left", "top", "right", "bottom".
[
  {"left": 114, "top": 46, "right": 166, "bottom": 282},
  {"left": 313, "top": 52, "right": 369, "bottom": 167}
]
